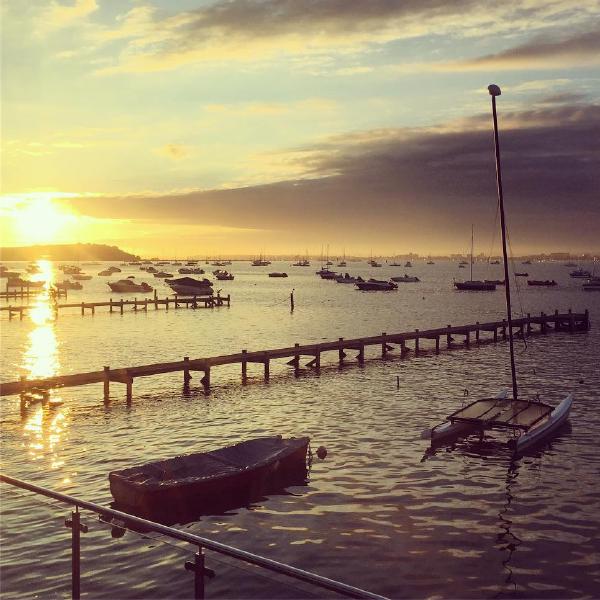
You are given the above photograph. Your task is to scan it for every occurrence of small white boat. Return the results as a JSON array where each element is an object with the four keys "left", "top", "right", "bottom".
[
  {"left": 391, "top": 274, "right": 420, "bottom": 283},
  {"left": 108, "top": 280, "right": 153, "bottom": 293},
  {"left": 335, "top": 274, "right": 363, "bottom": 284},
  {"left": 214, "top": 270, "right": 234, "bottom": 280}
]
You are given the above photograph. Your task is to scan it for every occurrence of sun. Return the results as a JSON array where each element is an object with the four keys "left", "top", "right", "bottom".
[{"left": 2, "top": 193, "right": 78, "bottom": 246}]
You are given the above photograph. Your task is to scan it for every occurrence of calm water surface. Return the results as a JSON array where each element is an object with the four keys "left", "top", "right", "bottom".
[{"left": 1, "top": 259, "right": 599, "bottom": 598}]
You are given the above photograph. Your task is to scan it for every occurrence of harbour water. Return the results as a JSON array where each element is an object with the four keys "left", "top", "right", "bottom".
[{"left": 1, "top": 259, "right": 599, "bottom": 598}]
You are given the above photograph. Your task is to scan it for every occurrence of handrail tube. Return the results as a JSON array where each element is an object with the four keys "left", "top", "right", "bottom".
[{"left": 0, "top": 473, "right": 387, "bottom": 600}]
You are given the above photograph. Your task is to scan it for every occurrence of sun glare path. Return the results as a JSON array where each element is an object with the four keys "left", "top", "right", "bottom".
[{"left": 20, "top": 260, "right": 69, "bottom": 471}]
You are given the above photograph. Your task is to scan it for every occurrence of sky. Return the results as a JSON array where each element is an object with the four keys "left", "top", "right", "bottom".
[{"left": 1, "top": 0, "right": 599, "bottom": 257}]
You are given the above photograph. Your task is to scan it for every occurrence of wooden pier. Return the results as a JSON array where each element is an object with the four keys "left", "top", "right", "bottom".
[
  {"left": 1, "top": 287, "right": 68, "bottom": 301},
  {"left": 0, "top": 294, "right": 231, "bottom": 320},
  {"left": 0, "top": 310, "right": 589, "bottom": 404}
]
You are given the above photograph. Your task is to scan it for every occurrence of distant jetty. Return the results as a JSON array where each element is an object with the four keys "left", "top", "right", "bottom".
[{"left": 0, "top": 243, "right": 140, "bottom": 262}]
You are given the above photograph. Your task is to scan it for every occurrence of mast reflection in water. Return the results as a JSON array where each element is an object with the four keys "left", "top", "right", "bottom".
[{"left": 19, "top": 261, "right": 71, "bottom": 479}]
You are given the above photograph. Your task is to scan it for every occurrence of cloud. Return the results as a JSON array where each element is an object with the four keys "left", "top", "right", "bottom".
[
  {"left": 158, "top": 144, "right": 190, "bottom": 160},
  {"left": 61, "top": 98, "right": 600, "bottom": 252},
  {"left": 90, "top": 0, "right": 600, "bottom": 74},
  {"left": 37, "top": 0, "right": 98, "bottom": 34},
  {"left": 443, "top": 28, "right": 600, "bottom": 71}
]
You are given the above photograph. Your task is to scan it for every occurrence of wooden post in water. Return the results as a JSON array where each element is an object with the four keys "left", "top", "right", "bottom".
[
  {"left": 201, "top": 367, "right": 210, "bottom": 392},
  {"left": 381, "top": 333, "right": 387, "bottom": 358},
  {"left": 133, "top": 297, "right": 138, "bottom": 312},
  {"left": 338, "top": 338, "right": 345, "bottom": 364},
  {"left": 290, "top": 289, "right": 295, "bottom": 312},
  {"left": 263, "top": 358, "right": 270, "bottom": 382},
  {"left": 103, "top": 366, "right": 110, "bottom": 402},
  {"left": 241, "top": 349, "right": 247, "bottom": 383},
  {"left": 357, "top": 342, "right": 365, "bottom": 364},
  {"left": 435, "top": 336, "right": 440, "bottom": 354},
  {"left": 294, "top": 343, "right": 300, "bottom": 376},
  {"left": 414, "top": 330, "right": 420, "bottom": 356},
  {"left": 465, "top": 331, "right": 470, "bottom": 348},
  {"left": 314, "top": 346, "right": 321, "bottom": 370},
  {"left": 475, "top": 322, "right": 480, "bottom": 343},
  {"left": 568, "top": 308, "right": 574, "bottom": 333},
  {"left": 446, "top": 325, "right": 452, "bottom": 348},
  {"left": 541, "top": 312, "right": 547, "bottom": 334},
  {"left": 493, "top": 327, "right": 498, "bottom": 343},
  {"left": 120, "top": 299, "right": 124, "bottom": 315},
  {"left": 126, "top": 377, "right": 133, "bottom": 404},
  {"left": 183, "top": 357, "right": 191, "bottom": 387},
  {"left": 526, "top": 313, "right": 531, "bottom": 335},
  {"left": 81, "top": 302, "right": 85, "bottom": 316},
  {"left": 110, "top": 299, "right": 113, "bottom": 313},
  {"left": 501, "top": 320, "right": 507, "bottom": 340}
]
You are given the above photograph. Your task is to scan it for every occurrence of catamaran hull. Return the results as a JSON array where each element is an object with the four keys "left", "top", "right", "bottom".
[
  {"left": 421, "top": 390, "right": 509, "bottom": 444},
  {"left": 508, "top": 394, "right": 572, "bottom": 454}
]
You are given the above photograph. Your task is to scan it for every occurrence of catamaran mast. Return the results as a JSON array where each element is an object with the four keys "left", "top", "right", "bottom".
[{"left": 489, "top": 84, "right": 518, "bottom": 401}]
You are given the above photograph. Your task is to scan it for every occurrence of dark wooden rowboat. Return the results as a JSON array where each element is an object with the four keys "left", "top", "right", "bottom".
[{"left": 109, "top": 436, "right": 309, "bottom": 519}]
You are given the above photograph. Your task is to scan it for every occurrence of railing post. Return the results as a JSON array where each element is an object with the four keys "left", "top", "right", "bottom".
[
  {"left": 185, "top": 547, "right": 213, "bottom": 599},
  {"left": 65, "top": 507, "right": 87, "bottom": 600}
]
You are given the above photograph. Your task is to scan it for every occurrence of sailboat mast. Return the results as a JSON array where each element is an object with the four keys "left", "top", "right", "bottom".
[
  {"left": 470, "top": 224, "right": 474, "bottom": 281},
  {"left": 489, "top": 84, "right": 518, "bottom": 401}
]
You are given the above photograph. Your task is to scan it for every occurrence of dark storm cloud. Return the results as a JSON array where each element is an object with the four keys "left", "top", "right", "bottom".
[
  {"left": 179, "top": 0, "right": 478, "bottom": 35},
  {"left": 451, "top": 28, "right": 600, "bottom": 70},
  {"left": 64, "top": 100, "right": 600, "bottom": 249}
]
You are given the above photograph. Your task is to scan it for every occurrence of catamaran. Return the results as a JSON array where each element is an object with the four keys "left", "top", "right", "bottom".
[{"left": 423, "top": 85, "right": 573, "bottom": 455}]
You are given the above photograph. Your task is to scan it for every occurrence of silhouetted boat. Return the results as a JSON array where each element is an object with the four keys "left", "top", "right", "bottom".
[
  {"left": 268, "top": 272, "right": 288, "bottom": 278},
  {"left": 356, "top": 279, "right": 397, "bottom": 291},
  {"left": 214, "top": 270, "right": 234, "bottom": 280},
  {"left": 391, "top": 274, "right": 420, "bottom": 283},
  {"left": 108, "top": 280, "right": 153, "bottom": 293},
  {"left": 335, "top": 273, "right": 363, "bottom": 284},
  {"left": 583, "top": 279, "right": 600, "bottom": 290},
  {"left": 167, "top": 277, "right": 213, "bottom": 295},
  {"left": 454, "top": 226, "right": 496, "bottom": 291},
  {"left": 109, "top": 436, "right": 309, "bottom": 519},
  {"left": 527, "top": 280, "right": 557, "bottom": 287},
  {"left": 570, "top": 269, "right": 591, "bottom": 278},
  {"left": 514, "top": 272, "right": 528, "bottom": 277}
]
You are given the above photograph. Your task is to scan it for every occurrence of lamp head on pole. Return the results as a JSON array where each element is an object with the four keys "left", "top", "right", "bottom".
[{"left": 488, "top": 84, "right": 501, "bottom": 97}]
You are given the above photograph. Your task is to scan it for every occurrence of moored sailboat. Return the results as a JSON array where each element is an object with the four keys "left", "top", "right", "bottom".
[{"left": 424, "top": 85, "right": 573, "bottom": 455}]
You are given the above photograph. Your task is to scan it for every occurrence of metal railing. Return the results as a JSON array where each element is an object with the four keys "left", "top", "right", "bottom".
[{"left": 0, "top": 473, "right": 387, "bottom": 600}]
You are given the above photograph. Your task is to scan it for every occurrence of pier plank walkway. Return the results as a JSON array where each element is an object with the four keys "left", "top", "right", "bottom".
[
  {"left": 0, "top": 294, "right": 231, "bottom": 320},
  {"left": 1, "top": 310, "right": 588, "bottom": 402}
]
